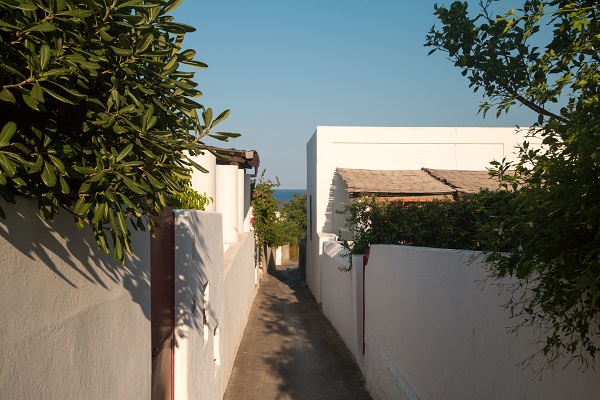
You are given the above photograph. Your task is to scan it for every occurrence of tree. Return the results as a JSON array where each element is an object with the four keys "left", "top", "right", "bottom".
[
  {"left": 279, "top": 192, "right": 306, "bottom": 242},
  {"left": 0, "top": 0, "right": 237, "bottom": 264},
  {"left": 426, "top": 0, "right": 600, "bottom": 368},
  {"left": 278, "top": 192, "right": 307, "bottom": 258},
  {"left": 251, "top": 170, "right": 282, "bottom": 248}
]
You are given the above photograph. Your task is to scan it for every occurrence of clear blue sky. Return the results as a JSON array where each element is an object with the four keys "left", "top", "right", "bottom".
[{"left": 172, "top": 1, "right": 534, "bottom": 189}]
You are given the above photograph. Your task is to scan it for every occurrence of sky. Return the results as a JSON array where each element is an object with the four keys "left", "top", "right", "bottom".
[{"left": 171, "top": 1, "right": 535, "bottom": 189}]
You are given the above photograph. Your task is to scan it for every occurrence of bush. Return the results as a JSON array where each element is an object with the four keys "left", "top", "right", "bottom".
[
  {"left": 338, "top": 190, "right": 518, "bottom": 265},
  {"left": 0, "top": 0, "right": 236, "bottom": 264}
]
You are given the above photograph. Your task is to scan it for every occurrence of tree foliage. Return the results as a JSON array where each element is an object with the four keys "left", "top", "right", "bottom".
[
  {"left": 251, "top": 170, "right": 281, "bottom": 248},
  {"left": 0, "top": 0, "right": 237, "bottom": 264},
  {"left": 278, "top": 192, "right": 307, "bottom": 258},
  {"left": 338, "top": 191, "right": 516, "bottom": 268},
  {"left": 279, "top": 192, "right": 306, "bottom": 241},
  {"left": 251, "top": 172, "right": 307, "bottom": 254},
  {"left": 426, "top": 0, "right": 600, "bottom": 368}
]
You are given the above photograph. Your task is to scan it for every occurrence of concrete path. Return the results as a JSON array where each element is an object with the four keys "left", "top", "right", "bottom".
[{"left": 223, "top": 259, "right": 371, "bottom": 400}]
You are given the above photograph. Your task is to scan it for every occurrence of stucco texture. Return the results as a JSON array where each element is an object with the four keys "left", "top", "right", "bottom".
[{"left": 0, "top": 198, "right": 151, "bottom": 400}]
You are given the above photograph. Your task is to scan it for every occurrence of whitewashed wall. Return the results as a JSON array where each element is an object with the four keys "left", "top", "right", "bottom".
[
  {"left": 188, "top": 150, "right": 217, "bottom": 212},
  {"left": 306, "top": 232, "right": 336, "bottom": 303},
  {"left": 0, "top": 199, "right": 151, "bottom": 400},
  {"left": 222, "top": 232, "right": 258, "bottom": 394},
  {"left": 363, "top": 245, "right": 600, "bottom": 400},
  {"left": 174, "top": 211, "right": 224, "bottom": 400},
  {"left": 321, "top": 242, "right": 364, "bottom": 363},
  {"left": 306, "top": 125, "right": 540, "bottom": 304},
  {"left": 173, "top": 210, "right": 257, "bottom": 400}
]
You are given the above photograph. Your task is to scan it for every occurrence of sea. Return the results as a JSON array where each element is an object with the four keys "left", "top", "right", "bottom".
[{"left": 273, "top": 189, "right": 306, "bottom": 204}]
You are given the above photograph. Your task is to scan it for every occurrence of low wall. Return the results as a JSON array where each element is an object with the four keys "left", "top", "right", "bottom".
[
  {"left": 222, "top": 232, "right": 258, "bottom": 394},
  {"left": 364, "top": 245, "right": 600, "bottom": 400},
  {"left": 321, "top": 242, "right": 363, "bottom": 361},
  {"left": 306, "top": 232, "right": 337, "bottom": 303},
  {"left": 173, "top": 211, "right": 257, "bottom": 400},
  {"left": 173, "top": 211, "right": 225, "bottom": 400},
  {"left": 0, "top": 199, "right": 151, "bottom": 399},
  {"left": 275, "top": 243, "right": 290, "bottom": 265}
]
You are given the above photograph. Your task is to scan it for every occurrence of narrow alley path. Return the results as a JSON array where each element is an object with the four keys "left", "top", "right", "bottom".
[{"left": 223, "top": 259, "right": 371, "bottom": 400}]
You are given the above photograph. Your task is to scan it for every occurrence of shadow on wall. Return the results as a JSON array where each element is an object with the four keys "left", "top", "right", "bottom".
[
  {"left": 258, "top": 269, "right": 370, "bottom": 399},
  {"left": 172, "top": 212, "right": 222, "bottom": 349},
  {"left": 324, "top": 170, "right": 349, "bottom": 236},
  {"left": 0, "top": 198, "right": 151, "bottom": 320}
]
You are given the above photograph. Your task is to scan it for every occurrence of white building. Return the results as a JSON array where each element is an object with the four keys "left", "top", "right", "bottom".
[{"left": 305, "top": 126, "right": 538, "bottom": 303}]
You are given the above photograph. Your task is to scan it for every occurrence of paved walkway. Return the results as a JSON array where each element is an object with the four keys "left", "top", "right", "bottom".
[{"left": 223, "top": 259, "right": 371, "bottom": 400}]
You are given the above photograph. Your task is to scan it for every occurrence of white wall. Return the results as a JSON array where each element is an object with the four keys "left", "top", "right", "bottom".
[
  {"left": 321, "top": 242, "right": 364, "bottom": 362},
  {"left": 216, "top": 164, "right": 239, "bottom": 243},
  {"left": 306, "top": 125, "right": 540, "bottom": 304},
  {"left": 0, "top": 199, "right": 151, "bottom": 400},
  {"left": 173, "top": 210, "right": 257, "bottom": 400},
  {"left": 306, "top": 232, "right": 336, "bottom": 303},
  {"left": 363, "top": 245, "right": 600, "bottom": 400},
  {"left": 174, "top": 210, "right": 224, "bottom": 400},
  {"left": 188, "top": 150, "right": 217, "bottom": 212},
  {"left": 222, "top": 232, "right": 258, "bottom": 394}
]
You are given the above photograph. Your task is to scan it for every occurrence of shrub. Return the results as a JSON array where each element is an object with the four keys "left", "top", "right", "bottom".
[
  {"left": 338, "top": 190, "right": 518, "bottom": 266},
  {"left": 0, "top": 0, "right": 236, "bottom": 264}
]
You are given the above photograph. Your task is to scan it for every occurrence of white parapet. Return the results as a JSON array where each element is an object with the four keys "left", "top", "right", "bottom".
[
  {"left": 216, "top": 164, "right": 239, "bottom": 243},
  {"left": 188, "top": 150, "right": 217, "bottom": 212},
  {"left": 237, "top": 169, "right": 245, "bottom": 233},
  {"left": 243, "top": 174, "right": 252, "bottom": 232}
]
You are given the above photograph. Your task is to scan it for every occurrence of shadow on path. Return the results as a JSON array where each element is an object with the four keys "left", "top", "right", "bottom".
[{"left": 223, "top": 259, "right": 371, "bottom": 400}]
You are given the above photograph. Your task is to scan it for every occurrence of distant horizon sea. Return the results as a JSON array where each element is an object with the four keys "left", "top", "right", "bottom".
[{"left": 273, "top": 189, "right": 306, "bottom": 204}]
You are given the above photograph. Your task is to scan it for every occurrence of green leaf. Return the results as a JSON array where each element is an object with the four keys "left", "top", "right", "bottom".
[
  {"left": 119, "top": 192, "right": 138, "bottom": 209},
  {"left": 163, "top": 56, "right": 178, "bottom": 73},
  {"left": 2, "top": 0, "right": 37, "bottom": 11},
  {"left": 181, "top": 60, "right": 208, "bottom": 69},
  {"left": 0, "top": 153, "right": 17, "bottom": 177},
  {"left": 145, "top": 172, "right": 165, "bottom": 189},
  {"left": 0, "top": 88, "right": 16, "bottom": 104},
  {"left": 99, "top": 28, "right": 114, "bottom": 42},
  {"left": 22, "top": 94, "right": 41, "bottom": 111},
  {"left": 118, "top": 33, "right": 131, "bottom": 51},
  {"left": 56, "top": 9, "right": 92, "bottom": 18},
  {"left": 40, "top": 44, "right": 51, "bottom": 70},
  {"left": 0, "top": 63, "right": 25, "bottom": 79},
  {"left": 47, "top": 154, "right": 65, "bottom": 174},
  {"left": 41, "top": 162, "right": 57, "bottom": 187},
  {"left": 211, "top": 109, "right": 230, "bottom": 128},
  {"left": 202, "top": 108, "right": 213, "bottom": 128},
  {"left": 92, "top": 202, "right": 106, "bottom": 224},
  {"left": 215, "top": 131, "right": 241, "bottom": 138},
  {"left": 0, "top": 121, "right": 17, "bottom": 148},
  {"left": 163, "top": 0, "right": 184, "bottom": 13},
  {"left": 87, "top": 169, "right": 106, "bottom": 183},
  {"left": 118, "top": 173, "right": 146, "bottom": 194},
  {"left": 111, "top": 46, "right": 134, "bottom": 57},
  {"left": 179, "top": 49, "right": 196, "bottom": 60},
  {"left": 74, "top": 196, "right": 88, "bottom": 215},
  {"left": 116, "top": 143, "right": 134, "bottom": 162},
  {"left": 31, "top": 82, "right": 44, "bottom": 103},
  {"left": 72, "top": 165, "right": 97, "bottom": 175},
  {"left": 41, "top": 86, "right": 77, "bottom": 105},
  {"left": 23, "top": 22, "right": 56, "bottom": 33},
  {"left": 116, "top": 209, "right": 128, "bottom": 235},
  {"left": 59, "top": 175, "right": 70, "bottom": 194}
]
